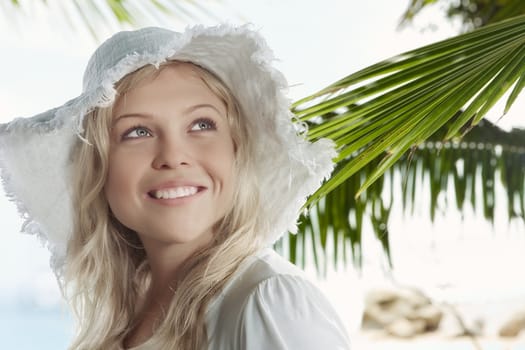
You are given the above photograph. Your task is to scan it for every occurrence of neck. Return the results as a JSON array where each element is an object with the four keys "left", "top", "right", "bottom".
[
  {"left": 123, "top": 235, "right": 212, "bottom": 348},
  {"left": 140, "top": 232, "right": 213, "bottom": 298}
]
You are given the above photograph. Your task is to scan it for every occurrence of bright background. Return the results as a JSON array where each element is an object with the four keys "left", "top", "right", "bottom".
[{"left": 1, "top": 1, "right": 525, "bottom": 349}]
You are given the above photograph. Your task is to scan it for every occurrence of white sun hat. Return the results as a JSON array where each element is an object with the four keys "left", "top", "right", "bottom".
[{"left": 0, "top": 24, "right": 336, "bottom": 278}]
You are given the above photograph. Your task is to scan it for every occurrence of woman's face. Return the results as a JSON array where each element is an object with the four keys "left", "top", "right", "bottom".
[{"left": 105, "top": 64, "right": 236, "bottom": 251}]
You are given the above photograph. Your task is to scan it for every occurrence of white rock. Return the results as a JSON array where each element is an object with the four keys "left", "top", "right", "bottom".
[
  {"left": 386, "top": 318, "right": 426, "bottom": 338},
  {"left": 499, "top": 310, "right": 525, "bottom": 337}
]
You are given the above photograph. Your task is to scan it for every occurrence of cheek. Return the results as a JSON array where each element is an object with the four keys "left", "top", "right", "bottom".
[
  {"left": 201, "top": 138, "right": 236, "bottom": 195},
  {"left": 212, "top": 139, "right": 236, "bottom": 178},
  {"left": 104, "top": 165, "right": 125, "bottom": 214},
  {"left": 104, "top": 152, "right": 138, "bottom": 208},
  {"left": 216, "top": 142, "right": 237, "bottom": 202}
]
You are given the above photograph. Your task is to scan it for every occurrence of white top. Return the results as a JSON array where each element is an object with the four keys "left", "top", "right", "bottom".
[{"left": 130, "top": 248, "right": 351, "bottom": 349}]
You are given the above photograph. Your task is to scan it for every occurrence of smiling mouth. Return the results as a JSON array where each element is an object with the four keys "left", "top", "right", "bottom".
[{"left": 148, "top": 186, "right": 201, "bottom": 200}]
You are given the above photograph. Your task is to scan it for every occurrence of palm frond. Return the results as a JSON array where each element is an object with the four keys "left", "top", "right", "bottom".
[
  {"left": 283, "top": 16, "right": 525, "bottom": 271},
  {"left": 282, "top": 117, "right": 525, "bottom": 272},
  {"left": 3, "top": 0, "right": 221, "bottom": 41},
  {"left": 278, "top": 16, "right": 525, "bottom": 273},
  {"left": 400, "top": 0, "right": 525, "bottom": 29},
  {"left": 294, "top": 15, "right": 525, "bottom": 206}
]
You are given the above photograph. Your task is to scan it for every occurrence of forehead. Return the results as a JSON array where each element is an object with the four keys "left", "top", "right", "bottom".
[{"left": 112, "top": 63, "right": 227, "bottom": 116}]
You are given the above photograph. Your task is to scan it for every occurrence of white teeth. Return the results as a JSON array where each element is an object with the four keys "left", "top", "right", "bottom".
[{"left": 152, "top": 186, "right": 198, "bottom": 199}]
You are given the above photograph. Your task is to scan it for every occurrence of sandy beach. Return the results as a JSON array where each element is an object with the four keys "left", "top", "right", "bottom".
[{"left": 352, "top": 330, "right": 525, "bottom": 350}]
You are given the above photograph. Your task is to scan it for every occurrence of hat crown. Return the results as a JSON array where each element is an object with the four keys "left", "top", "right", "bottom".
[{"left": 82, "top": 27, "right": 176, "bottom": 92}]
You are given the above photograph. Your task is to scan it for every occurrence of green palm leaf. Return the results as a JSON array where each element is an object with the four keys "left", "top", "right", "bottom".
[
  {"left": 295, "top": 15, "right": 525, "bottom": 205},
  {"left": 283, "top": 15, "right": 525, "bottom": 271},
  {"left": 285, "top": 118, "right": 525, "bottom": 271}
]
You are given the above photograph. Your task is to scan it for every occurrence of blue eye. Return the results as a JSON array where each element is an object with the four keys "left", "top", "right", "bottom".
[
  {"left": 123, "top": 126, "right": 152, "bottom": 139},
  {"left": 191, "top": 118, "right": 217, "bottom": 131}
]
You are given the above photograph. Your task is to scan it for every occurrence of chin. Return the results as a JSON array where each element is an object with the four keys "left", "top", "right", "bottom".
[{"left": 146, "top": 227, "right": 213, "bottom": 246}]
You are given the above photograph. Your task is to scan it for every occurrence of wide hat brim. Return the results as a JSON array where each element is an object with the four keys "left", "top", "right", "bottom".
[{"left": 0, "top": 24, "right": 336, "bottom": 278}]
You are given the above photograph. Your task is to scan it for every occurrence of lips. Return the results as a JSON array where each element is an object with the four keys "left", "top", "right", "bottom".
[
  {"left": 149, "top": 186, "right": 199, "bottom": 199},
  {"left": 147, "top": 180, "right": 207, "bottom": 201}
]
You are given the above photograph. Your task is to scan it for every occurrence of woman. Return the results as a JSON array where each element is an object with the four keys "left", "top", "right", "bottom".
[{"left": 0, "top": 25, "right": 351, "bottom": 349}]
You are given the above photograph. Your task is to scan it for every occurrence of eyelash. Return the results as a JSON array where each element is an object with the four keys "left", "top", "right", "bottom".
[
  {"left": 122, "top": 125, "right": 151, "bottom": 139},
  {"left": 191, "top": 118, "right": 217, "bottom": 131},
  {"left": 121, "top": 118, "right": 217, "bottom": 140}
]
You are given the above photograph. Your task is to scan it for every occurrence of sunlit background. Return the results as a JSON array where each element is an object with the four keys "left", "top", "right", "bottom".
[{"left": 1, "top": 0, "right": 525, "bottom": 349}]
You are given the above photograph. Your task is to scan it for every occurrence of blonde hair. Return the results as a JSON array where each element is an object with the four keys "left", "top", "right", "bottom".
[{"left": 65, "top": 62, "right": 262, "bottom": 349}]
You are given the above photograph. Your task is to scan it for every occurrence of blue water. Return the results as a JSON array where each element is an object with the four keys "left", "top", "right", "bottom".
[{"left": 0, "top": 305, "right": 71, "bottom": 349}]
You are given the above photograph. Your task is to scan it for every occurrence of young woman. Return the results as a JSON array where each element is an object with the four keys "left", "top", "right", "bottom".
[{"left": 0, "top": 25, "right": 351, "bottom": 349}]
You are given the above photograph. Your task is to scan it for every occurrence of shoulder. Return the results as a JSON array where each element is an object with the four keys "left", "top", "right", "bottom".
[{"left": 207, "top": 248, "right": 351, "bottom": 350}]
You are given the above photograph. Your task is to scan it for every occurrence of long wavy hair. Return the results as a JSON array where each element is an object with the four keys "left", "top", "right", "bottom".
[{"left": 65, "top": 61, "right": 262, "bottom": 349}]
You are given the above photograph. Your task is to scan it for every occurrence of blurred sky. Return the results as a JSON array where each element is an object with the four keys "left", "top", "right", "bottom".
[{"left": 1, "top": 0, "right": 525, "bottom": 335}]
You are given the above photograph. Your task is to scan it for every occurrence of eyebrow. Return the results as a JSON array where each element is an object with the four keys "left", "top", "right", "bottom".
[
  {"left": 113, "top": 103, "right": 225, "bottom": 126},
  {"left": 112, "top": 112, "right": 152, "bottom": 126},
  {"left": 187, "top": 103, "right": 224, "bottom": 116}
]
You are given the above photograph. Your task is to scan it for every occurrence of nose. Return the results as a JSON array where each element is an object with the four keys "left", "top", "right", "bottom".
[{"left": 151, "top": 136, "right": 191, "bottom": 169}]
